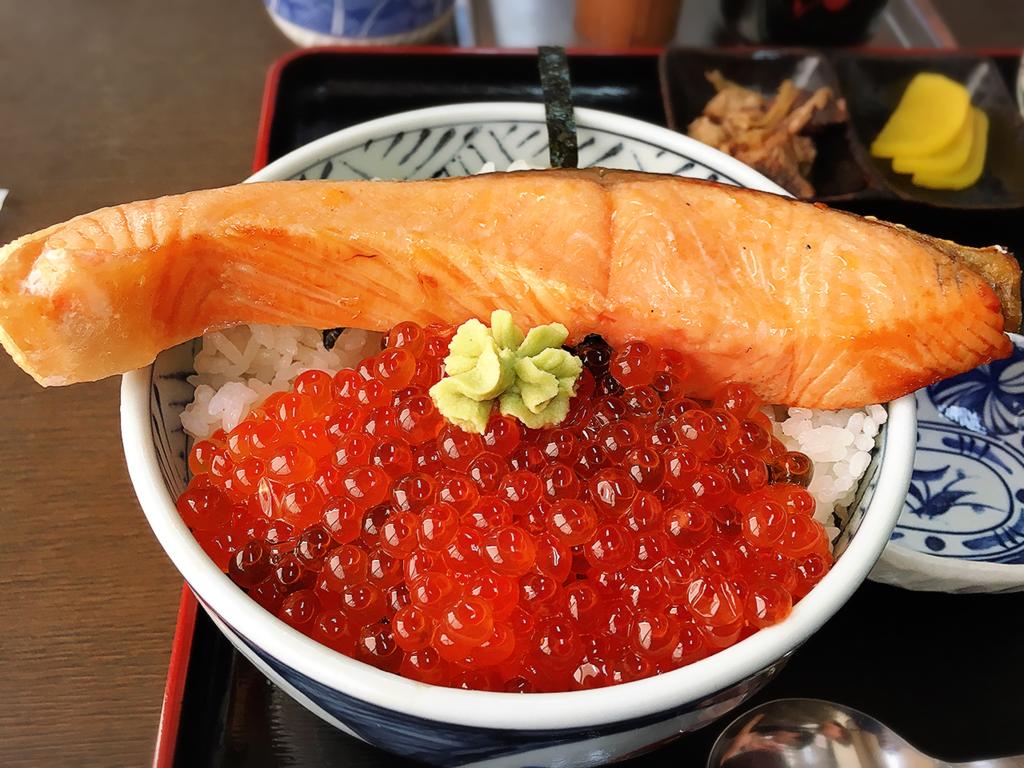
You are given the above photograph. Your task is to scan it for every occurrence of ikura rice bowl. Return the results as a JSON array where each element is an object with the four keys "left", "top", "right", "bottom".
[
  {"left": 174, "top": 138, "right": 887, "bottom": 695},
  {"left": 175, "top": 319, "right": 884, "bottom": 693}
]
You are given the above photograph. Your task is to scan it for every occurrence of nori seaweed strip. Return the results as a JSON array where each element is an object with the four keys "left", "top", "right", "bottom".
[
  {"left": 538, "top": 46, "right": 578, "bottom": 169},
  {"left": 322, "top": 328, "right": 344, "bottom": 350}
]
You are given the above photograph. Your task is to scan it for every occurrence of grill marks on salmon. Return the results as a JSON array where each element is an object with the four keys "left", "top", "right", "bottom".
[{"left": 0, "top": 168, "right": 1017, "bottom": 408}]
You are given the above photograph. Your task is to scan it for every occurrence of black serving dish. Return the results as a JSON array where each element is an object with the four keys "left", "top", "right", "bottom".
[
  {"left": 833, "top": 52, "right": 1024, "bottom": 209},
  {"left": 660, "top": 47, "right": 870, "bottom": 201}
]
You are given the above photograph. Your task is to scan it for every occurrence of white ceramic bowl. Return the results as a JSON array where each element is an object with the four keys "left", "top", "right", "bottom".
[{"left": 121, "top": 103, "right": 915, "bottom": 767}]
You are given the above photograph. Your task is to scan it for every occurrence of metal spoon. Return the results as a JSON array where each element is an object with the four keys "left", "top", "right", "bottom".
[{"left": 707, "top": 698, "right": 1024, "bottom": 768}]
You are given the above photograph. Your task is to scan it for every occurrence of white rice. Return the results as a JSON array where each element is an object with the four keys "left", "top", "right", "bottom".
[
  {"left": 180, "top": 325, "right": 381, "bottom": 437},
  {"left": 772, "top": 404, "right": 886, "bottom": 535},
  {"left": 774, "top": 405, "right": 887, "bottom": 512}
]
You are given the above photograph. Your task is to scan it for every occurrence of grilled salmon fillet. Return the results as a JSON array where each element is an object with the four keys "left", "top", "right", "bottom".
[{"left": 0, "top": 168, "right": 1017, "bottom": 408}]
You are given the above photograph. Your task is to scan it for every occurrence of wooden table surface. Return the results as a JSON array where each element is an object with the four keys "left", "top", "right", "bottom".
[
  {"left": 0, "top": 2, "right": 289, "bottom": 765},
  {"left": 0, "top": 1, "right": 1020, "bottom": 767}
]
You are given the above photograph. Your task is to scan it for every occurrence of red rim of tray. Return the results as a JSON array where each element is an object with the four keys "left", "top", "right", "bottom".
[{"left": 153, "top": 587, "right": 199, "bottom": 768}]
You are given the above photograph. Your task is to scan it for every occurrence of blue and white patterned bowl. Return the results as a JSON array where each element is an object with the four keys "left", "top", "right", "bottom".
[
  {"left": 264, "top": 0, "right": 455, "bottom": 47},
  {"left": 873, "top": 333, "right": 1024, "bottom": 593},
  {"left": 121, "top": 103, "right": 915, "bottom": 766}
]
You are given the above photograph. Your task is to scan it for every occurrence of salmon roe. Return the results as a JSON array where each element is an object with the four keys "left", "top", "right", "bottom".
[{"left": 178, "top": 325, "right": 832, "bottom": 692}]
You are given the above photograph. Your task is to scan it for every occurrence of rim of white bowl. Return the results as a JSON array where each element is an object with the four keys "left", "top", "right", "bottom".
[
  {"left": 245, "top": 101, "right": 790, "bottom": 197},
  {"left": 877, "top": 331, "right": 1024, "bottom": 593},
  {"left": 121, "top": 101, "right": 912, "bottom": 730}
]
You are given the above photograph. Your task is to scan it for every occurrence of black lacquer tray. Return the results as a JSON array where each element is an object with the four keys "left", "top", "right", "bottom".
[{"left": 157, "top": 46, "right": 1024, "bottom": 768}]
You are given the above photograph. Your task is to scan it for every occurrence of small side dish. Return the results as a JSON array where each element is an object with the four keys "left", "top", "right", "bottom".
[
  {"left": 870, "top": 72, "right": 989, "bottom": 191},
  {"left": 686, "top": 70, "right": 849, "bottom": 197}
]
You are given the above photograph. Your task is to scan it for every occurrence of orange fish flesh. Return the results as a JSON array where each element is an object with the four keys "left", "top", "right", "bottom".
[{"left": 0, "top": 169, "right": 1017, "bottom": 408}]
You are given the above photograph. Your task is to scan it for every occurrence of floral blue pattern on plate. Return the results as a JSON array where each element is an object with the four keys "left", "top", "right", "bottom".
[{"left": 891, "top": 334, "right": 1024, "bottom": 566}]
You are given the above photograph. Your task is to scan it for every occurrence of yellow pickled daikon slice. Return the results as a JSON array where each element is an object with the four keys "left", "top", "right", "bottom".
[
  {"left": 891, "top": 103, "right": 974, "bottom": 175},
  {"left": 870, "top": 73, "right": 970, "bottom": 159},
  {"left": 912, "top": 108, "right": 988, "bottom": 190}
]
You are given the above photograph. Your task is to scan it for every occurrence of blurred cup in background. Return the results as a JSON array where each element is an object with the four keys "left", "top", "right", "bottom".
[
  {"left": 575, "top": 0, "right": 684, "bottom": 47},
  {"left": 264, "top": 0, "right": 455, "bottom": 47}
]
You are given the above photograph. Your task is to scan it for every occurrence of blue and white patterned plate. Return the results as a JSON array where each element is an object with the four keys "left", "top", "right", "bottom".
[{"left": 873, "top": 333, "right": 1024, "bottom": 593}]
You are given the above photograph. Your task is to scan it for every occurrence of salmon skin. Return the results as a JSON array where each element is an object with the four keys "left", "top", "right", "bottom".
[{"left": 0, "top": 168, "right": 1018, "bottom": 408}]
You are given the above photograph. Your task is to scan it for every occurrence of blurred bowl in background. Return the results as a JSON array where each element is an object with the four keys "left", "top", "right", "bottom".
[{"left": 263, "top": 0, "right": 454, "bottom": 47}]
